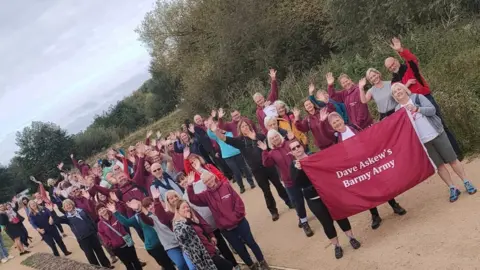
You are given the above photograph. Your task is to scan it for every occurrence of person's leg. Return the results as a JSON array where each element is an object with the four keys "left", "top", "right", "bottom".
[
  {"left": 113, "top": 247, "right": 134, "bottom": 270},
  {"left": 166, "top": 247, "right": 189, "bottom": 270},
  {"left": 89, "top": 234, "right": 112, "bottom": 267},
  {"left": 236, "top": 155, "right": 255, "bottom": 187},
  {"left": 266, "top": 167, "right": 292, "bottom": 206},
  {"left": 252, "top": 169, "right": 279, "bottom": 219},
  {"left": 98, "top": 233, "right": 117, "bottom": 262},
  {"left": 287, "top": 185, "right": 313, "bottom": 236},
  {"left": 225, "top": 156, "right": 245, "bottom": 191},
  {"left": 78, "top": 237, "right": 99, "bottom": 265},
  {"left": 213, "top": 229, "right": 238, "bottom": 267},
  {"left": 306, "top": 199, "right": 338, "bottom": 242},
  {"left": 182, "top": 252, "right": 195, "bottom": 270},
  {"left": 222, "top": 228, "right": 254, "bottom": 266},
  {"left": 127, "top": 246, "right": 143, "bottom": 270},
  {"left": 51, "top": 228, "right": 69, "bottom": 255},
  {"left": 212, "top": 255, "right": 234, "bottom": 270},
  {"left": 369, "top": 207, "right": 382, "bottom": 229},
  {"left": 0, "top": 234, "right": 9, "bottom": 259},
  {"left": 13, "top": 237, "right": 25, "bottom": 253},
  {"left": 387, "top": 198, "right": 406, "bottom": 215},
  {"left": 235, "top": 218, "right": 265, "bottom": 263},
  {"left": 42, "top": 234, "right": 60, "bottom": 256},
  {"left": 147, "top": 245, "right": 175, "bottom": 270}
]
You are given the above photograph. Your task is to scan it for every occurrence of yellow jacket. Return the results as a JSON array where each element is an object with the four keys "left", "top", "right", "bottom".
[{"left": 277, "top": 114, "right": 308, "bottom": 146}]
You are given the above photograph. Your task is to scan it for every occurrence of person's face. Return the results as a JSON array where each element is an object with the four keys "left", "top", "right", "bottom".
[
  {"left": 330, "top": 117, "right": 346, "bottom": 132},
  {"left": 22, "top": 199, "right": 28, "bottom": 205},
  {"left": 254, "top": 95, "right": 265, "bottom": 107},
  {"left": 270, "top": 133, "right": 283, "bottom": 147},
  {"left": 146, "top": 203, "right": 154, "bottom": 212},
  {"left": 64, "top": 203, "right": 74, "bottom": 213},
  {"left": 117, "top": 174, "right": 129, "bottom": 186},
  {"left": 392, "top": 86, "right": 408, "bottom": 102},
  {"left": 304, "top": 100, "right": 315, "bottom": 114},
  {"left": 240, "top": 122, "right": 251, "bottom": 135},
  {"left": 340, "top": 77, "right": 354, "bottom": 90},
  {"left": 93, "top": 167, "right": 102, "bottom": 175},
  {"left": 151, "top": 164, "right": 164, "bottom": 178},
  {"left": 85, "top": 177, "right": 94, "bottom": 187},
  {"left": 167, "top": 142, "right": 174, "bottom": 151},
  {"left": 144, "top": 162, "right": 151, "bottom": 172},
  {"left": 367, "top": 71, "right": 381, "bottom": 85},
  {"left": 178, "top": 202, "right": 192, "bottom": 218},
  {"left": 28, "top": 201, "right": 38, "bottom": 211},
  {"left": 189, "top": 158, "right": 201, "bottom": 170},
  {"left": 106, "top": 173, "right": 118, "bottom": 185},
  {"left": 231, "top": 111, "right": 241, "bottom": 122},
  {"left": 203, "top": 174, "right": 217, "bottom": 189},
  {"left": 113, "top": 165, "right": 122, "bottom": 174},
  {"left": 34, "top": 193, "right": 42, "bottom": 200},
  {"left": 128, "top": 146, "right": 136, "bottom": 156},
  {"left": 178, "top": 176, "right": 188, "bottom": 188},
  {"left": 266, "top": 120, "right": 278, "bottom": 131},
  {"left": 316, "top": 91, "right": 329, "bottom": 103},
  {"left": 289, "top": 142, "right": 305, "bottom": 158},
  {"left": 194, "top": 115, "right": 203, "bottom": 125},
  {"left": 180, "top": 133, "right": 189, "bottom": 144},
  {"left": 107, "top": 150, "right": 116, "bottom": 160},
  {"left": 71, "top": 187, "right": 81, "bottom": 197},
  {"left": 385, "top": 58, "right": 400, "bottom": 73},
  {"left": 98, "top": 193, "right": 107, "bottom": 201},
  {"left": 276, "top": 104, "right": 286, "bottom": 116},
  {"left": 98, "top": 207, "right": 109, "bottom": 220},
  {"left": 167, "top": 193, "right": 180, "bottom": 206},
  {"left": 0, "top": 205, "right": 6, "bottom": 212}
]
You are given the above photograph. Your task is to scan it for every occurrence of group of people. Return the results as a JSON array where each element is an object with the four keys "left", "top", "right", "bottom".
[{"left": 1, "top": 37, "right": 477, "bottom": 269}]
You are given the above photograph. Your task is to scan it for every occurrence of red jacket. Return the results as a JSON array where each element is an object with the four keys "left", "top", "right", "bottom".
[
  {"left": 261, "top": 140, "right": 295, "bottom": 187},
  {"left": 218, "top": 117, "right": 257, "bottom": 137},
  {"left": 98, "top": 213, "right": 129, "bottom": 249},
  {"left": 328, "top": 84, "right": 373, "bottom": 129},
  {"left": 396, "top": 49, "right": 431, "bottom": 95},
  {"left": 256, "top": 78, "right": 279, "bottom": 134},
  {"left": 187, "top": 181, "right": 245, "bottom": 230},
  {"left": 295, "top": 107, "right": 336, "bottom": 150},
  {"left": 71, "top": 157, "right": 90, "bottom": 177},
  {"left": 184, "top": 162, "right": 229, "bottom": 183}
]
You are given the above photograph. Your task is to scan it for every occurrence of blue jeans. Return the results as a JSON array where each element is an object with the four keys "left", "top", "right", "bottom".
[
  {"left": 286, "top": 185, "right": 307, "bottom": 219},
  {"left": 166, "top": 247, "right": 195, "bottom": 270},
  {"left": 224, "top": 154, "right": 255, "bottom": 188},
  {"left": 222, "top": 218, "right": 264, "bottom": 266},
  {"left": 0, "top": 234, "right": 9, "bottom": 259}
]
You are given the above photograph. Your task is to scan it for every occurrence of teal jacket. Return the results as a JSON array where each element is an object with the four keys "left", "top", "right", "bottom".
[
  {"left": 207, "top": 130, "right": 241, "bottom": 158},
  {"left": 113, "top": 212, "right": 160, "bottom": 250},
  {"left": 309, "top": 95, "right": 349, "bottom": 124}
]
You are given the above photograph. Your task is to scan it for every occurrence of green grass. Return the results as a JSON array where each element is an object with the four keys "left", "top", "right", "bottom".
[{"left": 1, "top": 231, "right": 13, "bottom": 251}]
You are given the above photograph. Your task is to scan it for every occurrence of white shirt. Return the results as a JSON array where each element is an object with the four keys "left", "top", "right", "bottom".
[
  {"left": 402, "top": 100, "right": 438, "bottom": 143},
  {"left": 263, "top": 104, "right": 278, "bottom": 117},
  {"left": 341, "top": 126, "right": 356, "bottom": 141}
]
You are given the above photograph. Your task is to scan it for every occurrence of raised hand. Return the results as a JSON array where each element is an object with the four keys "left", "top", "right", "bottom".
[
  {"left": 390, "top": 37, "right": 403, "bottom": 52},
  {"left": 211, "top": 110, "right": 217, "bottom": 118},
  {"left": 287, "top": 131, "right": 295, "bottom": 140},
  {"left": 106, "top": 202, "right": 116, "bottom": 213},
  {"left": 186, "top": 172, "right": 196, "bottom": 186},
  {"left": 264, "top": 100, "right": 271, "bottom": 107},
  {"left": 257, "top": 140, "right": 268, "bottom": 151},
  {"left": 136, "top": 143, "right": 146, "bottom": 157},
  {"left": 81, "top": 190, "right": 91, "bottom": 200},
  {"left": 175, "top": 130, "right": 181, "bottom": 138},
  {"left": 156, "top": 131, "right": 162, "bottom": 139},
  {"left": 406, "top": 78, "right": 417, "bottom": 87},
  {"left": 294, "top": 160, "right": 302, "bottom": 170},
  {"left": 57, "top": 162, "right": 64, "bottom": 170},
  {"left": 146, "top": 130, "right": 153, "bottom": 139},
  {"left": 319, "top": 108, "right": 329, "bottom": 121},
  {"left": 183, "top": 147, "right": 191, "bottom": 159},
  {"left": 188, "top": 124, "right": 195, "bottom": 133},
  {"left": 151, "top": 187, "right": 161, "bottom": 200},
  {"left": 326, "top": 72, "right": 335, "bottom": 86},
  {"left": 109, "top": 191, "right": 119, "bottom": 202},
  {"left": 70, "top": 154, "right": 74, "bottom": 159},
  {"left": 45, "top": 203, "right": 54, "bottom": 211},
  {"left": 218, "top": 108, "right": 225, "bottom": 118},
  {"left": 269, "top": 69, "right": 277, "bottom": 80},
  {"left": 358, "top": 77, "right": 367, "bottom": 89},
  {"left": 308, "top": 83, "right": 315, "bottom": 95},
  {"left": 293, "top": 107, "right": 301, "bottom": 120}
]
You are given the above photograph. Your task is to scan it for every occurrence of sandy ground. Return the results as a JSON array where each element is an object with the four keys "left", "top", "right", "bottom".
[{"left": 2, "top": 159, "right": 480, "bottom": 270}]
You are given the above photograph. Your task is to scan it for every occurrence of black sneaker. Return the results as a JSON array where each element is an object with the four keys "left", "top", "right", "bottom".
[
  {"left": 349, "top": 238, "right": 361, "bottom": 249},
  {"left": 334, "top": 246, "right": 343, "bottom": 259},
  {"left": 64, "top": 251, "right": 72, "bottom": 256},
  {"left": 250, "top": 184, "right": 256, "bottom": 189},
  {"left": 371, "top": 215, "right": 382, "bottom": 230},
  {"left": 240, "top": 187, "right": 246, "bottom": 194},
  {"left": 140, "top": 262, "right": 147, "bottom": 267},
  {"left": 301, "top": 222, "right": 314, "bottom": 237},
  {"left": 297, "top": 219, "right": 302, "bottom": 228},
  {"left": 287, "top": 203, "right": 295, "bottom": 209},
  {"left": 392, "top": 203, "right": 407, "bottom": 216},
  {"left": 271, "top": 212, "right": 280, "bottom": 221}
]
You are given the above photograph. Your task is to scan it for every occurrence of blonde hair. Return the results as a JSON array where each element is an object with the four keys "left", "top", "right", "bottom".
[
  {"left": 165, "top": 190, "right": 181, "bottom": 213},
  {"left": 47, "top": 178, "right": 56, "bottom": 187},
  {"left": 266, "top": 129, "right": 285, "bottom": 149},
  {"left": 263, "top": 116, "right": 277, "bottom": 130},
  {"left": 391, "top": 83, "right": 412, "bottom": 101},
  {"left": 366, "top": 68, "right": 381, "bottom": 78},
  {"left": 27, "top": 200, "right": 41, "bottom": 214},
  {"left": 273, "top": 100, "right": 290, "bottom": 112},
  {"left": 338, "top": 73, "right": 351, "bottom": 81},
  {"left": 62, "top": 199, "right": 75, "bottom": 210}
]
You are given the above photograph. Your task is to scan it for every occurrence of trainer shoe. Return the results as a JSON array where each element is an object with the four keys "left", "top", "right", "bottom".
[
  {"left": 449, "top": 187, "right": 461, "bottom": 202},
  {"left": 240, "top": 187, "right": 246, "bottom": 194},
  {"left": 463, "top": 180, "right": 477, "bottom": 195},
  {"left": 1, "top": 258, "right": 8, "bottom": 263},
  {"left": 64, "top": 251, "right": 72, "bottom": 256},
  {"left": 249, "top": 262, "right": 260, "bottom": 270},
  {"left": 301, "top": 222, "right": 314, "bottom": 237},
  {"left": 259, "top": 260, "right": 270, "bottom": 270},
  {"left": 250, "top": 184, "right": 256, "bottom": 189},
  {"left": 371, "top": 215, "right": 382, "bottom": 230},
  {"left": 392, "top": 203, "right": 407, "bottom": 215},
  {"left": 334, "top": 246, "right": 343, "bottom": 259},
  {"left": 349, "top": 238, "right": 361, "bottom": 249},
  {"left": 271, "top": 212, "right": 279, "bottom": 222}
]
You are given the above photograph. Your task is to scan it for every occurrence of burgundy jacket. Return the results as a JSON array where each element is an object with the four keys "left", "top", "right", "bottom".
[
  {"left": 261, "top": 140, "right": 295, "bottom": 187},
  {"left": 256, "top": 78, "right": 278, "bottom": 134},
  {"left": 98, "top": 213, "right": 130, "bottom": 249},
  {"left": 328, "top": 84, "right": 373, "bottom": 129},
  {"left": 295, "top": 107, "right": 336, "bottom": 150},
  {"left": 218, "top": 117, "right": 257, "bottom": 137}
]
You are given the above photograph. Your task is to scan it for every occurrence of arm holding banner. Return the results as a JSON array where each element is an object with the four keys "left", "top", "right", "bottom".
[{"left": 416, "top": 95, "right": 436, "bottom": 116}]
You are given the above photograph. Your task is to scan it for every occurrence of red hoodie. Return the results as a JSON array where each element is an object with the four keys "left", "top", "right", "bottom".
[
  {"left": 187, "top": 181, "right": 245, "bottom": 230},
  {"left": 256, "top": 78, "right": 279, "bottom": 134},
  {"left": 218, "top": 116, "right": 257, "bottom": 137},
  {"left": 98, "top": 213, "right": 129, "bottom": 249},
  {"left": 397, "top": 49, "right": 431, "bottom": 95},
  {"left": 295, "top": 108, "right": 336, "bottom": 150},
  {"left": 328, "top": 84, "right": 373, "bottom": 129},
  {"left": 184, "top": 161, "right": 228, "bottom": 183},
  {"left": 261, "top": 140, "right": 295, "bottom": 187}
]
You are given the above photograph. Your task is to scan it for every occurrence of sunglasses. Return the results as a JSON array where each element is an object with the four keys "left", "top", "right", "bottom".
[
  {"left": 152, "top": 169, "right": 162, "bottom": 173},
  {"left": 290, "top": 145, "right": 301, "bottom": 151}
]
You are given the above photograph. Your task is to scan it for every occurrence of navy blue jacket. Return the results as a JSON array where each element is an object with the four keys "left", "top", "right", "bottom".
[
  {"left": 29, "top": 208, "right": 57, "bottom": 232},
  {"left": 57, "top": 209, "right": 97, "bottom": 240}
]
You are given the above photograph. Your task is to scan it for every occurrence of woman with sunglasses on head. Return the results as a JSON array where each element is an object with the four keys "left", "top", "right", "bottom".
[
  {"left": 327, "top": 112, "right": 407, "bottom": 229},
  {"left": 288, "top": 140, "right": 360, "bottom": 259}
]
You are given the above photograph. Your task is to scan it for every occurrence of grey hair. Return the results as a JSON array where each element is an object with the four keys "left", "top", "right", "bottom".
[
  {"left": 252, "top": 92, "right": 264, "bottom": 100},
  {"left": 266, "top": 129, "right": 284, "bottom": 149},
  {"left": 273, "top": 100, "right": 290, "bottom": 112},
  {"left": 264, "top": 116, "right": 277, "bottom": 130},
  {"left": 391, "top": 82, "right": 412, "bottom": 98}
]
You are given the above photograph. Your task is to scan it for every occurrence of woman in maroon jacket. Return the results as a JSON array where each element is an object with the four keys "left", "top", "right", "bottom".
[
  {"left": 260, "top": 129, "right": 314, "bottom": 238},
  {"left": 327, "top": 112, "right": 407, "bottom": 230},
  {"left": 326, "top": 72, "right": 373, "bottom": 129},
  {"left": 97, "top": 204, "right": 143, "bottom": 270},
  {"left": 294, "top": 99, "right": 336, "bottom": 150},
  {"left": 187, "top": 171, "right": 269, "bottom": 270}
]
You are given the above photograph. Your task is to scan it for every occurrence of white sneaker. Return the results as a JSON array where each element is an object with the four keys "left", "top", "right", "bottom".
[
  {"left": 1, "top": 258, "right": 8, "bottom": 263},
  {"left": 7, "top": 255, "right": 14, "bottom": 259}
]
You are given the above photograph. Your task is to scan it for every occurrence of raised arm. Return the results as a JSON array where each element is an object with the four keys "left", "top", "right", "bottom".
[
  {"left": 359, "top": 78, "right": 372, "bottom": 104},
  {"left": 153, "top": 198, "right": 174, "bottom": 227},
  {"left": 267, "top": 69, "right": 278, "bottom": 102},
  {"left": 113, "top": 211, "right": 135, "bottom": 227},
  {"left": 174, "top": 140, "right": 185, "bottom": 154},
  {"left": 138, "top": 211, "right": 154, "bottom": 227},
  {"left": 187, "top": 183, "right": 208, "bottom": 207},
  {"left": 326, "top": 72, "right": 346, "bottom": 103},
  {"left": 70, "top": 154, "right": 81, "bottom": 171}
]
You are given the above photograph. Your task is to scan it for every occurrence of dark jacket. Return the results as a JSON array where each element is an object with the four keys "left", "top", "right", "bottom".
[
  {"left": 29, "top": 208, "right": 57, "bottom": 233},
  {"left": 57, "top": 209, "right": 97, "bottom": 240},
  {"left": 224, "top": 133, "right": 267, "bottom": 172}
]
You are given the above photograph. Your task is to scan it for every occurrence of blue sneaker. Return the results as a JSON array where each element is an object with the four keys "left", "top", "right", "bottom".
[
  {"left": 449, "top": 187, "right": 461, "bottom": 202},
  {"left": 463, "top": 181, "right": 477, "bottom": 195}
]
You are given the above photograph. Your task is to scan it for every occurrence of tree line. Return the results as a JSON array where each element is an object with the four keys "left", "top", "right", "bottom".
[{"left": 2, "top": 0, "right": 480, "bottom": 201}]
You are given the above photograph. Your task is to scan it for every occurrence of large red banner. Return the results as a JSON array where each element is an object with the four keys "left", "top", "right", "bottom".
[{"left": 300, "top": 109, "right": 435, "bottom": 220}]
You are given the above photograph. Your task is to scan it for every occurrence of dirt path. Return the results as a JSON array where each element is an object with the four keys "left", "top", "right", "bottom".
[{"left": 2, "top": 159, "right": 480, "bottom": 270}]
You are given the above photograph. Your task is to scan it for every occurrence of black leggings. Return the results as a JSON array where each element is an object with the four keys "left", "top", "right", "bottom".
[
  {"left": 42, "top": 228, "right": 68, "bottom": 256},
  {"left": 306, "top": 198, "right": 351, "bottom": 239},
  {"left": 213, "top": 229, "right": 238, "bottom": 266},
  {"left": 147, "top": 245, "right": 175, "bottom": 270},
  {"left": 212, "top": 255, "right": 234, "bottom": 270},
  {"left": 252, "top": 167, "right": 291, "bottom": 214},
  {"left": 113, "top": 246, "right": 143, "bottom": 270},
  {"left": 369, "top": 199, "right": 398, "bottom": 217}
]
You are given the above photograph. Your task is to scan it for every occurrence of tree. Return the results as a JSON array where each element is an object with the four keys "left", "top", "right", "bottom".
[
  {"left": 15, "top": 122, "right": 74, "bottom": 183},
  {"left": 0, "top": 166, "right": 14, "bottom": 202}
]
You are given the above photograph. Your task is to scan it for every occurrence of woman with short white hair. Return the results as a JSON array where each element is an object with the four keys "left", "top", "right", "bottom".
[
  {"left": 359, "top": 68, "right": 397, "bottom": 120},
  {"left": 392, "top": 83, "right": 477, "bottom": 202}
]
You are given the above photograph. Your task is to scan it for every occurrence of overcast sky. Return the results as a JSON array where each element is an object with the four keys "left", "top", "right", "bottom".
[{"left": 0, "top": 0, "right": 156, "bottom": 165}]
